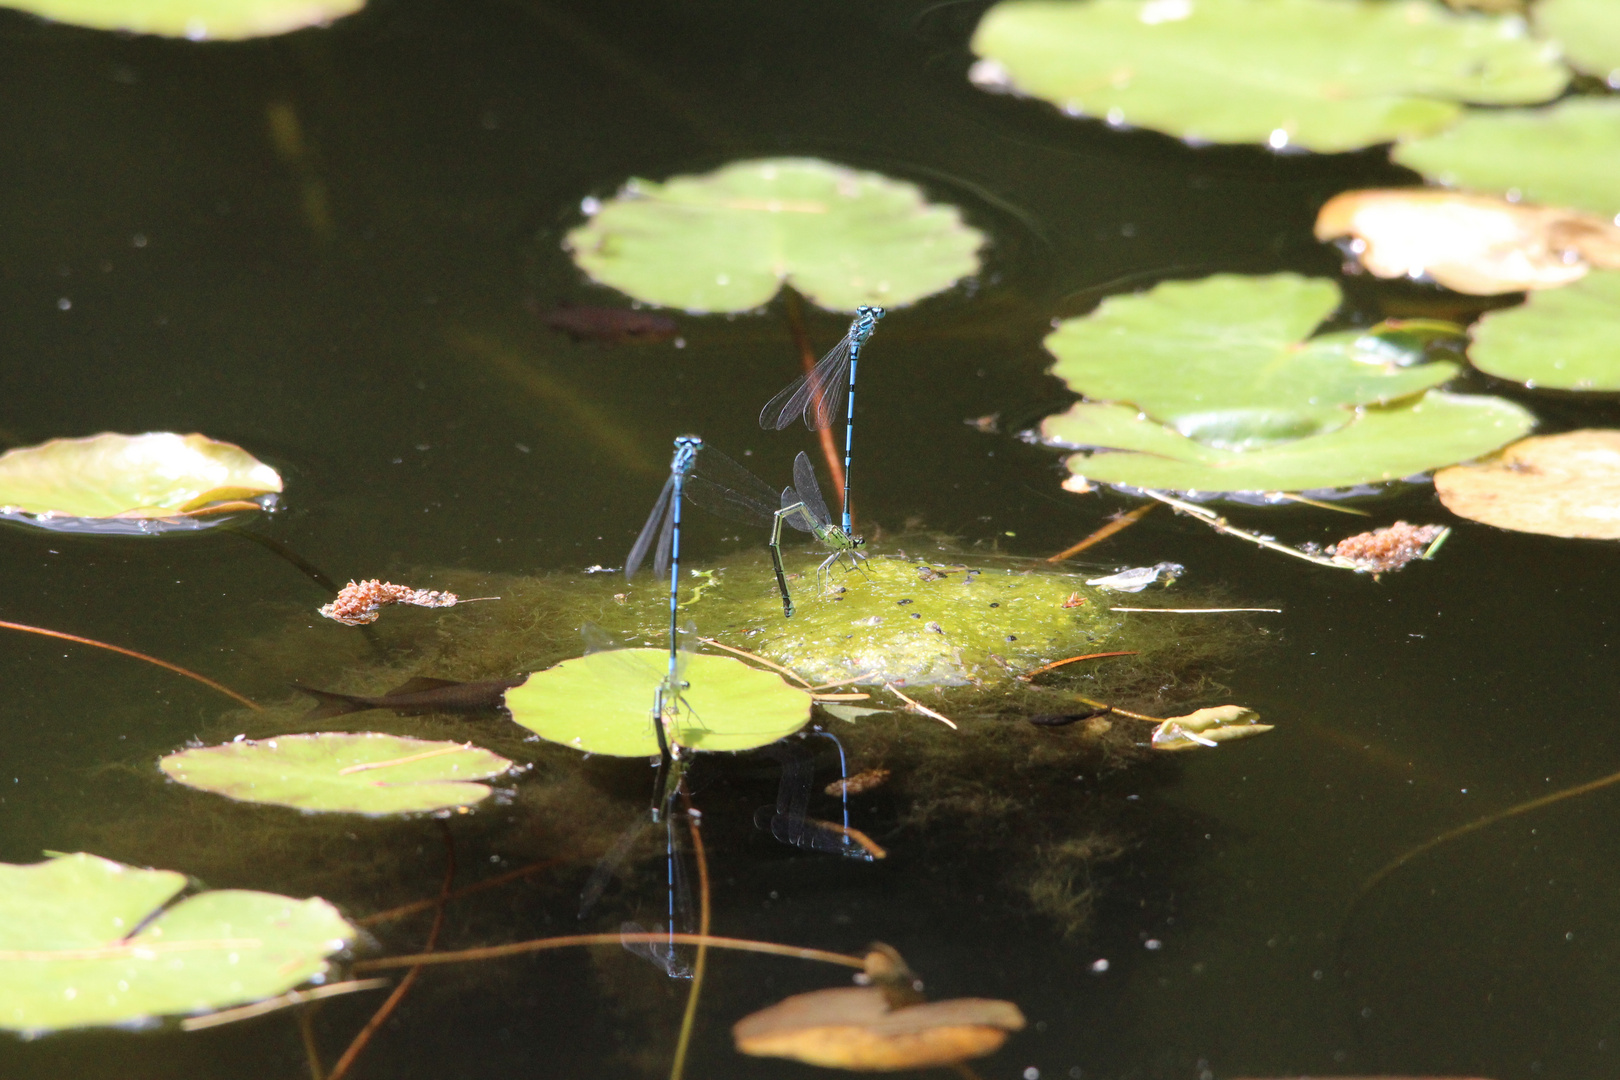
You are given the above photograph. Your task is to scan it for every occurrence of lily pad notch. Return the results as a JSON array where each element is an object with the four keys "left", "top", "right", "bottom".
[{"left": 0, "top": 852, "right": 355, "bottom": 1034}]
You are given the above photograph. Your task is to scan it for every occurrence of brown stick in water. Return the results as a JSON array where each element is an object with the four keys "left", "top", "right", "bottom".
[{"left": 1047, "top": 504, "right": 1155, "bottom": 562}]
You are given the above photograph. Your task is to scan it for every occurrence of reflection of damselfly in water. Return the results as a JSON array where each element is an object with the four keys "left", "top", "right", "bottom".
[
  {"left": 577, "top": 810, "right": 696, "bottom": 980},
  {"left": 759, "top": 305, "right": 885, "bottom": 535},
  {"left": 757, "top": 734, "right": 881, "bottom": 862}
]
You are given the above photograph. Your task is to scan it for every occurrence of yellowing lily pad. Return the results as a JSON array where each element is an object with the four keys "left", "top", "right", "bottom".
[
  {"left": 1537, "top": 0, "right": 1620, "bottom": 85},
  {"left": 564, "top": 158, "right": 984, "bottom": 313},
  {"left": 1316, "top": 189, "right": 1620, "bottom": 295},
  {"left": 506, "top": 649, "right": 811, "bottom": 756},
  {"left": 1, "top": 0, "right": 364, "bottom": 38},
  {"left": 733, "top": 986, "right": 1026, "bottom": 1070},
  {"left": 1150, "top": 705, "right": 1272, "bottom": 750},
  {"left": 160, "top": 733, "right": 515, "bottom": 814},
  {"left": 1434, "top": 430, "right": 1620, "bottom": 538},
  {"left": 0, "top": 432, "right": 282, "bottom": 534},
  {"left": 1468, "top": 270, "right": 1620, "bottom": 389},
  {"left": 1045, "top": 391, "right": 1534, "bottom": 494},
  {"left": 1393, "top": 98, "right": 1620, "bottom": 220},
  {"left": 968, "top": 0, "right": 1566, "bottom": 153},
  {"left": 1044, "top": 275, "right": 1460, "bottom": 448},
  {"left": 0, "top": 852, "right": 354, "bottom": 1034}
]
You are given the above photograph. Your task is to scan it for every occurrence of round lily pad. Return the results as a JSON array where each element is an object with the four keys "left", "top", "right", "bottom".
[
  {"left": 1435, "top": 430, "right": 1620, "bottom": 539},
  {"left": 160, "top": 732, "right": 516, "bottom": 814},
  {"left": 564, "top": 158, "right": 984, "bottom": 313},
  {"left": 1393, "top": 98, "right": 1620, "bottom": 220},
  {"left": 0, "top": 852, "right": 354, "bottom": 1034},
  {"left": 1537, "top": 0, "right": 1620, "bottom": 84},
  {"left": 1469, "top": 270, "right": 1620, "bottom": 389},
  {"left": 968, "top": 0, "right": 1566, "bottom": 153},
  {"left": 0, "top": 432, "right": 282, "bottom": 535},
  {"left": 1316, "top": 189, "right": 1620, "bottom": 295},
  {"left": 1, "top": 0, "right": 364, "bottom": 38},
  {"left": 505, "top": 649, "right": 811, "bottom": 757},
  {"left": 1044, "top": 391, "right": 1534, "bottom": 494},
  {"left": 1044, "top": 274, "right": 1459, "bottom": 448}
]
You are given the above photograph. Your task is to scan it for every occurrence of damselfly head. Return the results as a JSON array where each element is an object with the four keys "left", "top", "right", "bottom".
[{"left": 852, "top": 534, "right": 866, "bottom": 548}]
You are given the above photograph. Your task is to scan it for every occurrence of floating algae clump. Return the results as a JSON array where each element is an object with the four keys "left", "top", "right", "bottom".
[
  {"left": 639, "top": 548, "right": 1121, "bottom": 688},
  {"left": 193, "top": 537, "right": 1258, "bottom": 935}
]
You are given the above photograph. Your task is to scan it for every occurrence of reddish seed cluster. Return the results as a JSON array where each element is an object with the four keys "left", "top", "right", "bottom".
[
  {"left": 318, "top": 579, "right": 459, "bottom": 626},
  {"left": 1328, "top": 521, "right": 1446, "bottom": 574}
]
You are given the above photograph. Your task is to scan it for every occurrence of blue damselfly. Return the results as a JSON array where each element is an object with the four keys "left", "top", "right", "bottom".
[{"left": 759, "top": 305, "right": 884, "bottom": 534}]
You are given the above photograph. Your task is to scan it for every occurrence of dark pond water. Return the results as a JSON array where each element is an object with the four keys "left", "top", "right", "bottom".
[{"left": 4, "top": 1, "right": 1620, "bottom": 1077}]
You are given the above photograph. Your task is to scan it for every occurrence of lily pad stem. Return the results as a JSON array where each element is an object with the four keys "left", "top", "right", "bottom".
[
  {"left": 327, "top": 822, "right": 456, "bottom": 1080},
  {"left": 352, "top": 934, "right": 866, "bottom": 974},
  {"left": 784, "top": 289, "right": 848, "bottom": 518},
  {"left": 669, "top": 799, "right": 711, "bottom": 1080},
  {"left": 0, "top": 618, "right": 261, "bottom": 710},
  {"left": 178, "top": 978, "right": 391, "bottom": 1032}
]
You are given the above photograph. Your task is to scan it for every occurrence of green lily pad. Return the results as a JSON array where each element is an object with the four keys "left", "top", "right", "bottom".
[
  {"left": 1045, "top": 275, "right": 1459, "bottom": 449},
  {"left": 1468, "top": 270, "right": 1620, "bottom": 389},
  {"left": 159, "top": 733, "right": 516, "bottom": 814},
  {"left": 505, "top": 649, "right": 811, "bottom": 757},
  {"left": 1537, "top": 0, "right": 1620, "bottom": 84},
  {"left": 0, "top": 852, "right": 353, "bottom": 1034},
  {"left": 564, "top": 158, "right": 984, "bottom": 313},
  {"left": 0, "top": 432, "right": 282, "bottom": 535},
  {"left": 1045, "top": 390, "right": 1534, "bottom": 493},
  {"left": 968, "top": 0, "right": 1566, "bottom": 153},
  {"left": 1393, "top": 98, "right": 1620, "bottom": 220},
  {"left": 1, "top": 0, "right": 363, "bottom": 38}
]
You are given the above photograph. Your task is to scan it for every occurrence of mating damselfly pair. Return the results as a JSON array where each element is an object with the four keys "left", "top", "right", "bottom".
[{"left": 620, "top": 307, "right": 886, "bottom": 805}]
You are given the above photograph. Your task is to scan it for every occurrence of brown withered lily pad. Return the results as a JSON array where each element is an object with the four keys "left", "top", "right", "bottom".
[
  {"left": 733, "top": 986, "right": 1025, "bottom": 1071},
  {"left": 1150, "top": 705, "right": 1272, "bottom": 751},
  {"left": 1316, "top": 189, "right": 1620, "bottom": 295},
  {"left": 1435, "top": 430, "right": 1620, "bottom": 539}
]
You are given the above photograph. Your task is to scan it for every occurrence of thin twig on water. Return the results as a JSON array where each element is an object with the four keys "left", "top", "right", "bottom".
[
  {"left": 326, "top": 822, "right": 456, "bottom": 1080},
  {"left": 1016, "top": 650, "right": 1138, "bottom": 682},
  {"left": 1069, "top": 694, "right": 1162, "bottom": 724},
  {"left": 698, "top": 637, "right": 811, "bottom": 686},
  {"left": 0, "top": 619, "right": 261, "bottom": 710},
  {"left": 883, "top": 683, "right": 959, "bottom": 730},
  {"left": 351, "top": 934, "right": 865, "bottom": 974},
  {"left": 1110, "top": 607, "right": 1282, "bottom": 614},
  {"left": 1047, "top": 504, "right": 1155, "bottom": 562},
  {"left": 1132, "top": 489, "right": 1365, "bottom": 571},
  {"left": 179, "top": 979, "right": 391, "bottom": 1032},
  {"left": 358, "top": 857, "right": 568, "bottom": 927}
]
